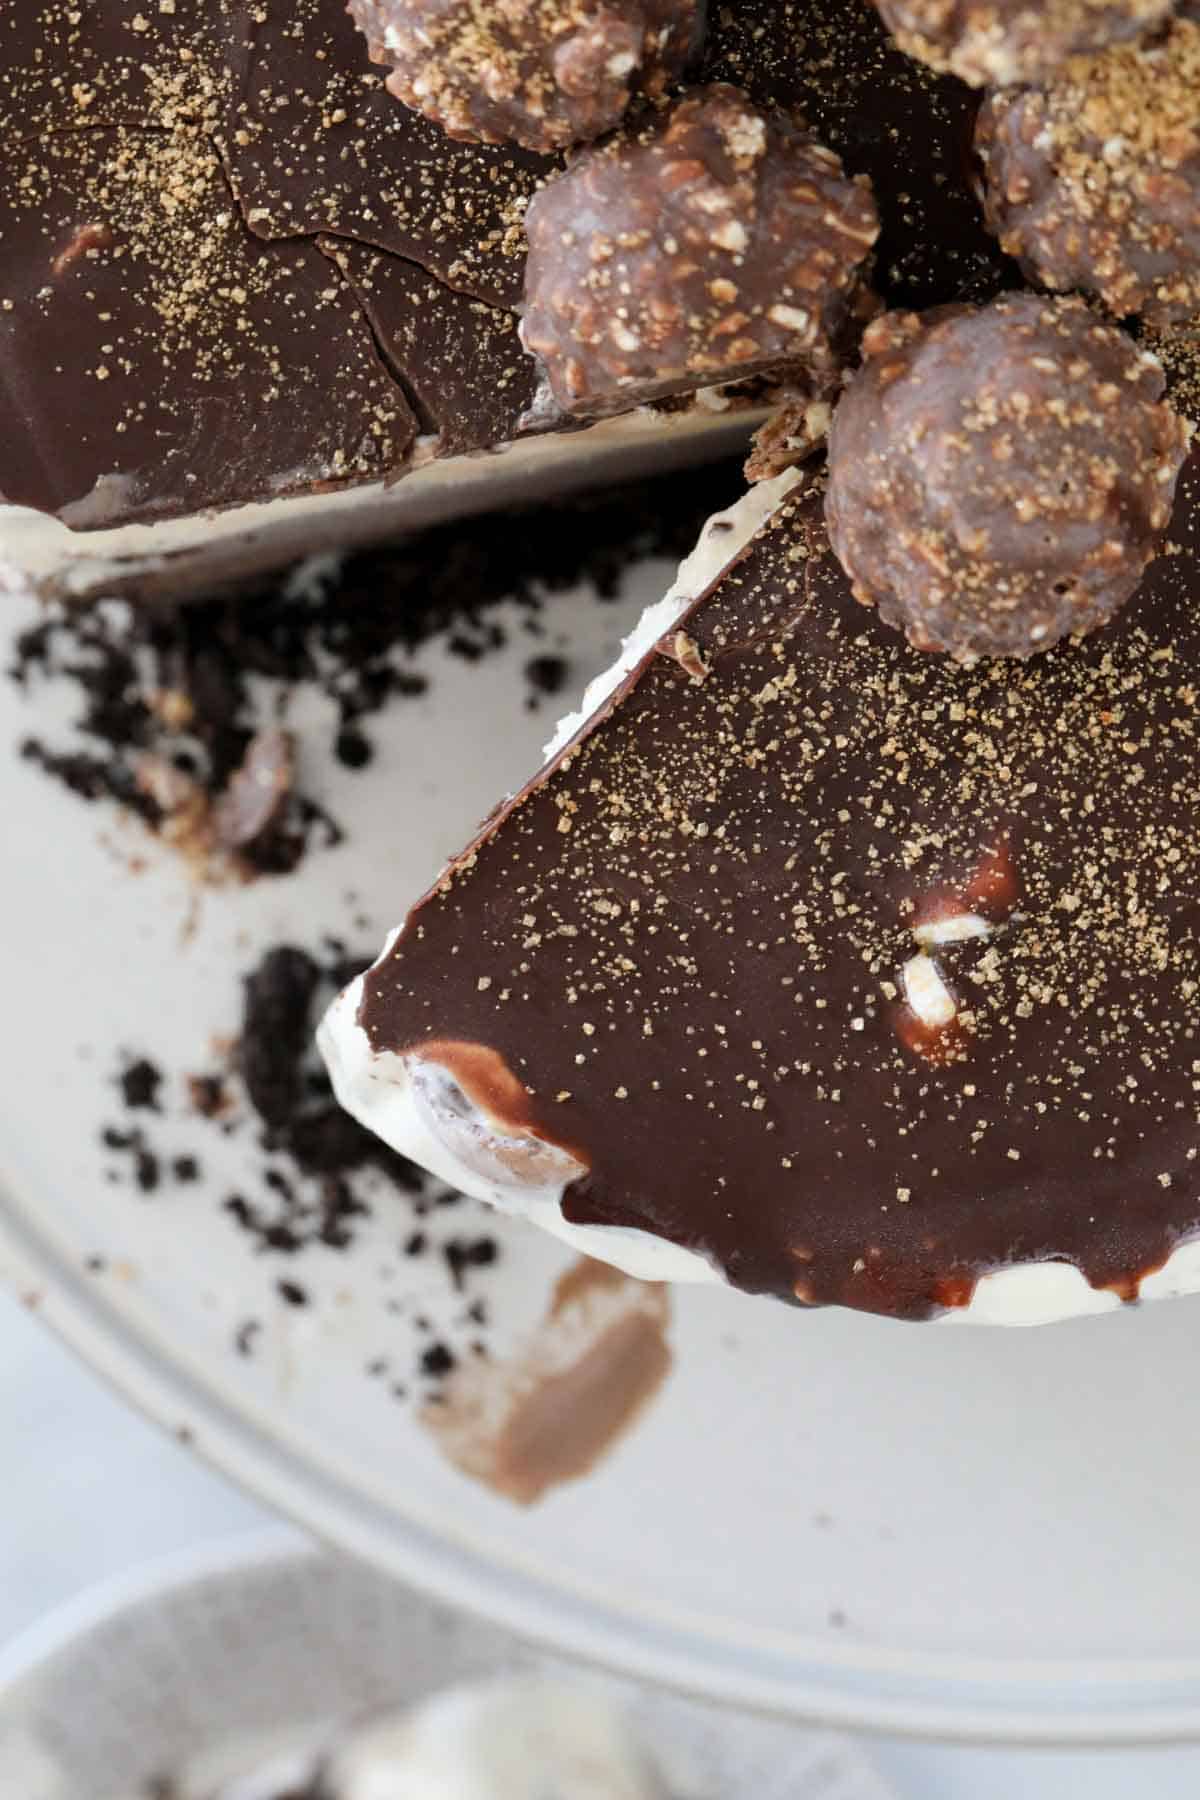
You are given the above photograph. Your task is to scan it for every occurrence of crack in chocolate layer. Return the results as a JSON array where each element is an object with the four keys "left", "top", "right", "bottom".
[
  {"left": 0, "top": 0, "right": 1009, "bottom": 540},
  {"left": 1, "top": 125, "right": 413, "bottom": 521},
  {"left": 320, "top": 237, "right": 537, "bottom": 451},
  {"left": 0, "top": 2, "right": 539, "bottom": 302},
  {"left": 214, "top": 0, "right": 540, "bottom": 306}
]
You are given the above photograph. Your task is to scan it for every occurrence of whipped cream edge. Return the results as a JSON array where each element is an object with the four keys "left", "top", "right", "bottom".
[{"left": 319, "top": 473, "right": 1200, "bottom": 1329}]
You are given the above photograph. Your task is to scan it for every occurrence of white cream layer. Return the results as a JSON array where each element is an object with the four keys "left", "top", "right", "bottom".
[
  {"left": 319, "top": 969, "right": 720, "bottom": 1288},
  {"left": 0, "top": 403, "right": 756, "bottom": 604},
  {"left": 319, "top": 477, "right": 1200, "bottom": 1328},
  {"left": 318, "top": 476, "right": 792, "bottom": 1293},
  {"left": 543, "top": 466, "right": 803, "bottom": 760}
]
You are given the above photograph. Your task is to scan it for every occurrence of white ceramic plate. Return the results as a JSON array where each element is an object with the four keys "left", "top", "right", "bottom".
[{"left": 6, "top": 557, "right": 1200, "bottom": 1744}]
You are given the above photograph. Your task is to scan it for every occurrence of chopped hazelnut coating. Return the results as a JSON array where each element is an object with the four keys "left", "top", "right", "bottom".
[
  {"left": 520, "top": 83, "right": 880, "bottom": 416},
  {"left": 872, "top": 0, "right": 1173, "bottom": 86},
  {"left": 744, "top": 387, "right": 836, "bottom": 483},
  {"left": 348, "top": 0, "right": 701, "bottom": 152},
  {"left": 977, "top": 13, "right": 1200, "bottom": 328},
  {"left": 824, "top": 294, "right": 1191, "bottom": 661}
]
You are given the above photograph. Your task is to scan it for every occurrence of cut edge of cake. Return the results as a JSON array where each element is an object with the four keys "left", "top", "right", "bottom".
[
  {"left": 318, "top": 474, "right": 800, "bottom": 1292},
  {"left": 320, "top": 465, "right": 1200, "bottom": 1330},
  {"left": 0, "top": 401, "right": 759, "bottom": 606}
]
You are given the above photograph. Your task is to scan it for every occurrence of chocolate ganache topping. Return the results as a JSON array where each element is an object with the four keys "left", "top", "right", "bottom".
[{"left": 358, "top": 431, "right": 1200, "bottom": 1318}]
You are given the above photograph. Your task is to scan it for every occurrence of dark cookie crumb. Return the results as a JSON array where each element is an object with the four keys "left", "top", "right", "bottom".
[
  {"left": 187, "top": 1073, "right": 230, "bottom": 1119},
  {"left": 420, "top": 1341, "right": 457, "bottom": 1379},
  {"left": 118, "top": 1056, "right": 163, "bottom": 1113},
  {"left": 524, "top": 653, "right": 570, "bottom": 709},
  {"left": 443, "top": 1235, "right": 500, "bottom": 1289},
  {"left": 96, "top": 936, "right": 504, "bottom": 1391},
  {"left": 101, "top": 1124, "right": 161, "bottom": 1194},
  {"left": 334, "top": 726, "right": 373, "bottom": 769},
  {"left": 9, "top": 461, "right": 743, "bottom": 881},
  {"left": 238, "top": 948, "right": 323, "bottom": 1132},
  {"left": 19, "top": 737, "right": 161, "bottom": 824}
]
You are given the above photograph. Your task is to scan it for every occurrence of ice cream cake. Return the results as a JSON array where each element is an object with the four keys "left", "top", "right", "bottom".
[{"left": 0, "top": 0, "right": 988, "bottom": 601}]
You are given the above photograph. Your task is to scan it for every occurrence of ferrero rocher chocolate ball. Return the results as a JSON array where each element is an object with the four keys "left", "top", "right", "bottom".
[
  {"left": 976, "top": 14, "right": 1200, "bottom": 327},
  {"left": 348, "top": 0, "right": 703, "bottom": 152},
  {"left": 825, "top": 294, "right": 1191, "bottom": 660},
  {"left": 520, "top": 84, "right": 879, "bottom": 416},
  {"left": 871, "top": 0, "right": 1173, "bottom": 86}
]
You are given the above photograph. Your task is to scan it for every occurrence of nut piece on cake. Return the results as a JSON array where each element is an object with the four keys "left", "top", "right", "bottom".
[
  {"left": 743, "top": 387, "right": 838, "bottom": 482},
  {"left": 520, "top": 84, "right": 880, "bottom": 416},
  {"left": 871, "top": 0, "right": 1173, "bottom": 86},
  {"left": 976, "top": 13, "right": 1200, "bottom": 327},
  {"left": 824, "top": 293, "right": 1191, "bottom": 660},
  {"left": 347, "top": 0, "right": 703, "bottom": 152}
]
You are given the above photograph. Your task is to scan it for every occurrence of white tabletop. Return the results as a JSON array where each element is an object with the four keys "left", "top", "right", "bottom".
[
  {"left": 0, "top": 1292, "right": 266, "bottom": 1642},
  {"left": 2, "top": 1289, "right": 1198, "bottom": 1799}
]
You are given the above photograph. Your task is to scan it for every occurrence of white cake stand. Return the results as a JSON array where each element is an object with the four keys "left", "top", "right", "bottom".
[{"left": 4, "top": 556, "right": 1200, "bottom": 1744}]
